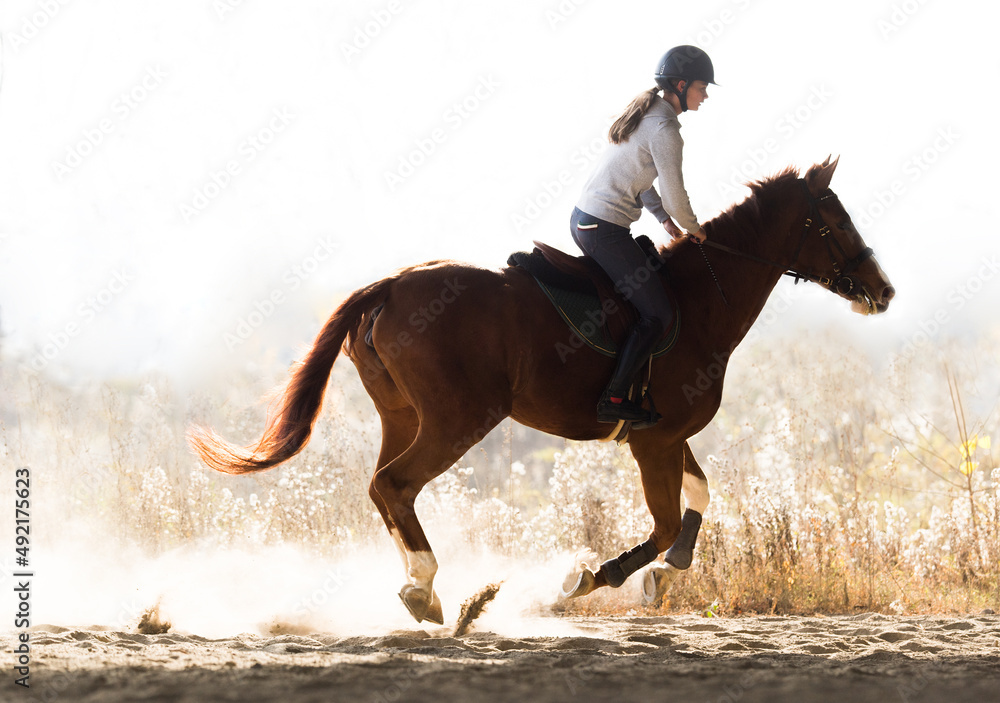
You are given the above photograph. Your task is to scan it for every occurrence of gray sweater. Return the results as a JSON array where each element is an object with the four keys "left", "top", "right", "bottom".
[{"left": 577, "top": 98, "right": 700, "bottom": 234}]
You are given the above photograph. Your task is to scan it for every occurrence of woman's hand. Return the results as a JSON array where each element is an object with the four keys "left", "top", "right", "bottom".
[
  {"left": 662, "top": 218, "right": 684, "bottom": 239},
  {"left": 664, "top": 219, "right": 706, "bottom": 243}
]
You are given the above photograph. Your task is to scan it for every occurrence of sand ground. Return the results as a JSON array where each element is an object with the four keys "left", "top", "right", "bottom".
[{"left": 7, "top": 613, "right": 999, "bottom": 703}]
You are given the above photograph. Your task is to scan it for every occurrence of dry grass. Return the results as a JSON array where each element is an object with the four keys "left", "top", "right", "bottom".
[{"left": 2, "top": 327, "right": 997, "bottom": 617}]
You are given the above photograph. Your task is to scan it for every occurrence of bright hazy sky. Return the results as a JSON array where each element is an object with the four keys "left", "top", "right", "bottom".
[{"left": 1, "top": 0, "right": 997, "bottom": 383}]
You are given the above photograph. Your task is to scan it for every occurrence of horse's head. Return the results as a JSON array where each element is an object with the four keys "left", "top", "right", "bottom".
[{"left": 793, "top": 157, "right": 895, "bottom": 315}]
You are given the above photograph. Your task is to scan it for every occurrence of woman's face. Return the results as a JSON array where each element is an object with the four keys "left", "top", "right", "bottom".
[{"left": 684, "top": 80, "right": 710, "bottom": 111}]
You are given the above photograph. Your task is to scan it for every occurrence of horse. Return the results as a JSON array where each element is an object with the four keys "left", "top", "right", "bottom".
[{"left": 189, "top": 157, "right": 894, "bottom": 624}]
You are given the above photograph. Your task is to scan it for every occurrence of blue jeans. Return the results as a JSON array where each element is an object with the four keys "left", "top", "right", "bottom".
[{"left": 569, "top": 207, "right": 673, "bottom": 332}]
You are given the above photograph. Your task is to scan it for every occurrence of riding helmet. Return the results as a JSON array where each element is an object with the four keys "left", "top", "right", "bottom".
[{"left": 654, "top": 45, "right": 716, "bottom": 112}]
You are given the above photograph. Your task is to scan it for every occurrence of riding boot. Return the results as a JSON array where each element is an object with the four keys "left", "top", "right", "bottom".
[{"left": 596, "top": 317, "right": 663, "bottom": 423}]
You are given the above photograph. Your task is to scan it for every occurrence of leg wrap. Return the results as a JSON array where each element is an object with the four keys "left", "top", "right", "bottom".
[
  {"left": 665, "top": 509, "right": 702, "bottom": 570},
  {"left": 600, "top": 539, "right": 659, "bottom": 588}
]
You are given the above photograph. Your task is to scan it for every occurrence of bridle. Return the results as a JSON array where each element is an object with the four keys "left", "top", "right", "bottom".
[{"left": 701, "top": 179, "right": 875, "bottom": 299}]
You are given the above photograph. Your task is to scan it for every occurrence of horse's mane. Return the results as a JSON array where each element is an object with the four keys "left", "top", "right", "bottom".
[{"left": 661, "top": 166, "right": 801, "bottom": 257}]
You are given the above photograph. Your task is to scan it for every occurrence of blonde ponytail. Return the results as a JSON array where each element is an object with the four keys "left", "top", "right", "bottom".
[{"left": 608, "top": 87, "right": 661, "bottom": 144}]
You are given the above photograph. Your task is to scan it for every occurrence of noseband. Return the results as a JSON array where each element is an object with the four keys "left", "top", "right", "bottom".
[{"left": 702, "top": 179, "right": 874, "bottom": 296}]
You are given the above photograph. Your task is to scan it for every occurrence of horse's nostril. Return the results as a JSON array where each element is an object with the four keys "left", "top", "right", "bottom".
[{"left": 882, "top": 286, "right": 896, "bottom": 303}]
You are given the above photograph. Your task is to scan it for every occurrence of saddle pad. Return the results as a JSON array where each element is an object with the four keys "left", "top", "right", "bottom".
[{"left": 533, "top": 277, "right": 680, "bottom": 359}]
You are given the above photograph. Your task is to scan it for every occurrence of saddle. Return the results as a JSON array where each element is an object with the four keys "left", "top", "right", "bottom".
[{"left": 506, "top": 235, "right": 680, "bottom": 358}]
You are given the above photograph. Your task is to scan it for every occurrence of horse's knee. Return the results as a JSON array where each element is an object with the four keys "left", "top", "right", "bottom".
[
  {"left": 371, "top": 468, "right": 404, "bottom": 502},
  {"left": 370, "top": 472, "right": 406, "bottom": 521}
]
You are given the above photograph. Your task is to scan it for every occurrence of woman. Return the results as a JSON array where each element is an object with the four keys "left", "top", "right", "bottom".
[{"left": 571, "top": 45, "right": 715, "bottom": 425}]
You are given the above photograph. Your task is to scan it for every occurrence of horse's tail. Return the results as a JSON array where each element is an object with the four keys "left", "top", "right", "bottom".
[{"left": 188, "top": 276, "right": 393, "bottom": 475}]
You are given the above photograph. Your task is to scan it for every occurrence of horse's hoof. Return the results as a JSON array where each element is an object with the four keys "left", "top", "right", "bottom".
[
  {"left": 560, "top": 568, "right": 596, "bottom": 599},
  {"left": 641, "top": 563, "right": 680, "bottom": 605},
  {"left": 424, "top": 590, "right": 444, "bottom": 625},
  {"left": 399, "top": 585, "right": 444, "bottom": 624}
]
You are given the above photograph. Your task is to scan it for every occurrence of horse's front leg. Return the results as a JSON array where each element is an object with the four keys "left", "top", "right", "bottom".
[
  {"left": 560, "top": 438, "right": 709, "bottom": 602},
  {"left": 640, "top": 441, "right": 709, "bottom": 604},
  {"left": 560, "top": 437, "right": 682, "bottom": 599}
]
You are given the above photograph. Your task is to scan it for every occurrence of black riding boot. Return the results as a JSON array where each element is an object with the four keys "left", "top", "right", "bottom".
[{"left": 596, "top": 317, "right": 663, "bottom": 424}]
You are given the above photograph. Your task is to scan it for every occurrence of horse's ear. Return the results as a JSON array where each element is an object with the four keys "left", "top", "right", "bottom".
[{"left": 805, "top": 155, "right": 840, "bottom": 195}]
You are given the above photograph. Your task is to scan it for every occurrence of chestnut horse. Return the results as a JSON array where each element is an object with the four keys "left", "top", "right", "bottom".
[{"left": 189, "top": 158, "right": 894, "bottom": 624}]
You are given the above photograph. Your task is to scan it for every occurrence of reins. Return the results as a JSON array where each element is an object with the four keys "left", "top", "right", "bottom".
[
  {"left": 696, "top": 242, "right": 730, "bottom": 307},
  {"left": 698, "top": 179, "right": 874, "bottom": 300}
]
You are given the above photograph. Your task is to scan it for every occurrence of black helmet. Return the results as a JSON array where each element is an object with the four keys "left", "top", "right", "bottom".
[{"left": 654, "top": 46, "right": 716, "bottom": 112}]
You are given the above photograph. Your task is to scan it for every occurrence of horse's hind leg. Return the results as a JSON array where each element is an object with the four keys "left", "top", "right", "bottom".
[
  {"left": 371, "top": 417, "right": 502, "bottom": 624},
  {"left": 366, "top": 404, "right": 453, "bottom": 624},
  {"left": 367, "top": 406, "right": 420, "bottom": 578},
  {"left": 351, "top": 334, "right": 440, "bottom": 615}
]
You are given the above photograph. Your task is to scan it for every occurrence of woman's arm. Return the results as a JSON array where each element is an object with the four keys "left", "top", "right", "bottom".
[
  {"left": 649, "top": 127, "right": 700, "bottom": 235},
  {"left": 640, "top": 189, "right": 706, "bottom": 242}
]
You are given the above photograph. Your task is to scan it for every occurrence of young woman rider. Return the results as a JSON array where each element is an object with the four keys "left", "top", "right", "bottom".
[{"left": 570, "top": 45, "right": 715, "bottom": 424}]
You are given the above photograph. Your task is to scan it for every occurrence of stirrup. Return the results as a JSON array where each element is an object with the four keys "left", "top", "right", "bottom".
[
  {"left": 629, "top": 407, "right": 662, "bottom": 430},
  {"left": 596, "top": 391, "right": 659, "bottom": 424}
]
